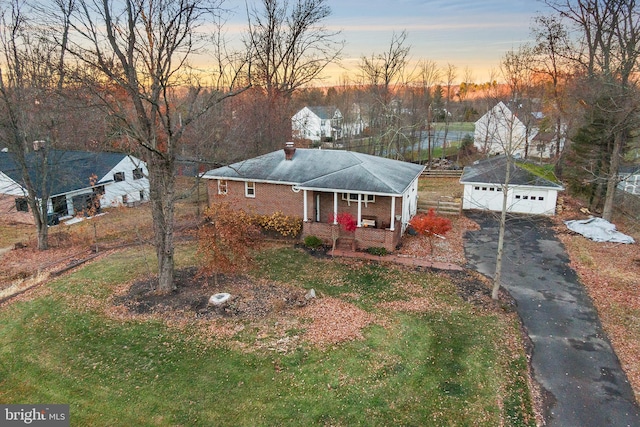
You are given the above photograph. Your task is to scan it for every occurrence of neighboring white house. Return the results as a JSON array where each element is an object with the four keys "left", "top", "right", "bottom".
[
  {"left": 460, "top": 156, "right": 563, "bottom": 216},
  {"left": 474, "top": 102, "right": 539, "bottom": 159},
  {"left": 341, "top": 103, "right": 366, "bottom": 140},
  {"left": 291, "top": 106, "right": 343, "bottom": 142},
  {"left": 618, "top": 165, "right": 640, "bottom": 195},
  {"left": 0, "top": 149, "right": 149, "bottom": 224}
]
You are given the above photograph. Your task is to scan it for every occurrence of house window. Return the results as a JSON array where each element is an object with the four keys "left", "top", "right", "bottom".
[
  {"left": 113, "top": 172, "right": 125, "bottom": 182},
  {"left": 140, "top": 190, "right": 145, "bottom": 200},
  {"left": 245, "top": 181, "right": 255, "bottom": 198},
  {"left": 15, "top": 198, "right": 28, "bottom": 212},
  {"left": 538, "top": 196, "right": 544, "bottom": 201},
  {"left": 482, "top": 187, "right": 487, "bottom": 191},
  {"left": 474, "top": 186, "right": 480, "bottom": 190},
  {"left": 341, "top": 193, "right": 375, "bottom": 203},
  {"left": 133, "top": 168, "right": 144, "bottom": 180},
  {"left": 490, "top": 187, "right": 495, "bottom": 191},
  {"left": 218, "top": 180, "right": 228, "bottom": 195},
  {"left": 515, "top": 195, "right": 521, "bottom": 199}
]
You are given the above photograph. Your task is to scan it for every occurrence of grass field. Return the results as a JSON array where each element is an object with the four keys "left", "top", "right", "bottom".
[
  {"left": 433, "top": 122, "right": 475, "bottom": 132},
  {"left": 0, "top": 245, "right": 535, "bottom": 426}
]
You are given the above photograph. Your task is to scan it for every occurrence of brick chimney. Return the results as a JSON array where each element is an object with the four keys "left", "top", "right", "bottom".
[{"left": 284, "top": 141, "right": 296, "bottom": 160}]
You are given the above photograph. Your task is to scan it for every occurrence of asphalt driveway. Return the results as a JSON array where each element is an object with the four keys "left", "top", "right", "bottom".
[{"left": 463, "top": 212, "right": 640, "bottom": 427}]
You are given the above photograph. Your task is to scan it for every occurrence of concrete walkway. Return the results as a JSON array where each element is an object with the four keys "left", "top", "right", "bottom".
[{"left": 464, "top": 212, "right": 640, "bottom": 427}]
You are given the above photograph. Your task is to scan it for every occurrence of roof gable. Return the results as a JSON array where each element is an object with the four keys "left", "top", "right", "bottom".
[
  {"left": 306, "top": 106, "right": 340, "bottom": 120},
  {"left": 460, "top": 156, "right": 563, "bottom": 189},
  {"left": 475, "top": 101, "right": 525, "bottom": 129},
  {"left": 203, "top": 148, "right": 424, "bottom": 195}
]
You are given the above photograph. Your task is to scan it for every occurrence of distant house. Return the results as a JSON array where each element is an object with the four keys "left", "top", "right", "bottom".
[
  {"left": 460, "top": 156, "right": 563, "bottom": 216},
  {"left": 618, "top": 165, "right": 640, "bottom": 195},
  {"left": 0, "top": 149, "right": 149, "bottom": 224},
  {"left": 474, "top": 102, "right": 555, "bottom": 159},
  {"left": 291, "top": 106, "right": 343, "bottom": 143},
  {"left": 531, "top": 131, "right": 564, "bottom": 159},
  {"left": 202, "top": 142, "right": 424, "bottom": 251},
  {"left": 341, "top": 103, "right": 366, "bottom": 140}
]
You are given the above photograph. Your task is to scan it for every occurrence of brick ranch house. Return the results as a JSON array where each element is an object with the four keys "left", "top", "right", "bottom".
[{"left": 202, "top": 143, "right": 425, "bottom": 251}]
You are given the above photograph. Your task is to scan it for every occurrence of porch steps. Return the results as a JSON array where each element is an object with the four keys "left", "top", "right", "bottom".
[
  {"left": 417, "top": 197, "right": 461, "bottom": 216},
  {"left": 335, "top": 236, "right": 357, "bottom": 251}
]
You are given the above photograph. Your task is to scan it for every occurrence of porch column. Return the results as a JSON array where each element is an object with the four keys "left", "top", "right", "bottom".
[
  {"left": 333, "top": 192, "right": 338, "bottom": 224},
  {"left": 303, "top": 190, "right": 308, "bottom": 221},
  {"left": 389, "top": 196, "right": 396, "bottom": 231},
  {"left": 357, "top": 195, "right": 362, "bottom": 227}
]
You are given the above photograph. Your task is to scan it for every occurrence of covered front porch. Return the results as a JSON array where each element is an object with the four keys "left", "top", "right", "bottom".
[
  {"left": 302, "top": 221, "right": 402, "bottom": 252},
  {"left": 299, "top": 188, "right": 406, "bottom": 252}
]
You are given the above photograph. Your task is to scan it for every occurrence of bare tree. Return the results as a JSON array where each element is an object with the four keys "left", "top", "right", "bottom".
[
  {"left": 61, "top": 0, "right": 249, "bottom": 293},
  {"left": 532, "top": 15, "right": 573, "bottom": 159},
  {"left": 240, "top": 0, "right": 343, "bottom": 153},
  {"left": 500, "top": 46, "right": 538, "bottom": 158},
  {"left": 358, "top": 31, "right": 411, "bottom": 157},
  {"left": 0, "top": 0, "right": 72, "bottom": 250},
  {"left": 417, "top": 59, "right": 441, "bottom": 167},
  {"left": 490, "top": 53, "right": 537, "bottom": 299},
  {"left": 545, "top": 0, "right": 640, "bottom": 220},
  {"left": 244, "top": 0, "right": 342, "bottom": 98},
  {"left": 441, "top": 63, "right": 457, "bottom": 158}
]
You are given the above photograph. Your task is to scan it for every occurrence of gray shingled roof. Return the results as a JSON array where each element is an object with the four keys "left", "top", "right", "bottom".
[
  {"left": 202, "top": 148, "right": 424, "bottom": 196},
  {"left": 0, "top": 149, "right": 129, "bottom": 197},
  {"left": 307, "top": 106, "right": 339, "bottom": 120},
  {"left": 460, "top": 156, "right": 563, "bottom": 189}
]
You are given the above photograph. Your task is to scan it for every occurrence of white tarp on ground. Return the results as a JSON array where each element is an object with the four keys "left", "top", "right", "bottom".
[{"left": 565, "top": 217, "right": 635, "bottom": 244}]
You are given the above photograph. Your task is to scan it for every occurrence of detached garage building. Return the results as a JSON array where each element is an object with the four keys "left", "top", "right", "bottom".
[{"left": 460, "top": 156, "right": 563, "bottom": 216}]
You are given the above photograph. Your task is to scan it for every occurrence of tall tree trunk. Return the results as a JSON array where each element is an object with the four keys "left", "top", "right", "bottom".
[
  {"left": 493, "top": 158, "right": 511, "bottom": 300},
  {"left": 602, "top": 130, "right": 624, "bottom": 221},
  {"left": 149, "top": 154, "right": 176, "bottom": 293},
  {"left": 37, "top": 221, "right": 48, "bottom": 250}
]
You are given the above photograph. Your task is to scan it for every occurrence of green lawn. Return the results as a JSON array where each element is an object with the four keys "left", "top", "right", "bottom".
[
  {"left": 0, "top": 245, "right": 535, "bottom": 426},
  {"left": 433, "top": 122, "right": 475, "bottom": 132}
]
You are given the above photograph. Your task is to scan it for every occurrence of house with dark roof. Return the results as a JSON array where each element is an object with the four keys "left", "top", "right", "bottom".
[
  {"left": 460, "top": 156, "right": 563, "bottom": 216},
  {"left": 202, "top": 142, "right": 425, "bottom": 251},
  {"left": 0, "top": 149, "right": 149, "bottom": 224},
  {"left": 291, "top": 106, "right": 343, "bottom": 143}
]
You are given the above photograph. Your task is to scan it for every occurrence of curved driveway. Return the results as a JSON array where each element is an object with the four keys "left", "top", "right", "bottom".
[{"left": 463, "top": 212, "right": 640, "bottom": 427}]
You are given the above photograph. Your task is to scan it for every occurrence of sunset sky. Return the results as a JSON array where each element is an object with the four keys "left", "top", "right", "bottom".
[{"left": 226, "top": 0, "right": 551, "bottom": 84}]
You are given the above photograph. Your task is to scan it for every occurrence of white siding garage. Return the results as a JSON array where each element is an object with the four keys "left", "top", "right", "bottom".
[{"left": 460, "top": 156, "right": 563, "bottom": 216}]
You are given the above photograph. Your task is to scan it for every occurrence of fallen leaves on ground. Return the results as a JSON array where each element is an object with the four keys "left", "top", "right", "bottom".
[
  {"left": 553, "top": 195, "right": 640, "bottom": 403},
  {"left": 299, "top": 297, "right": 376, "bottom": 346}
]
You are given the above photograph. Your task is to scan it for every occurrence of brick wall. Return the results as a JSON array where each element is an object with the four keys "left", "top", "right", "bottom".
[
  {"left": 207, "top": 179, "right": 304, "bottom": 217},
  {"left": 208, "top": 178, "right": 407, "bottom": 251},
  {"left": 303, "top": 219, "right": 403, "bottom": 252}
]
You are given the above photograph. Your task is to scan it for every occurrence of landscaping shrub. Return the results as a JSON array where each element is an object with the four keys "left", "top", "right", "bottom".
[
  {"left": 252, "top": 211, "right": 302, "bottom": 238},
  {"left": 304, "top": 235, "right": 324, "bottom": 249},
  {"left": 366, "top": 247, "right": 388, "bottom": 256}
]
